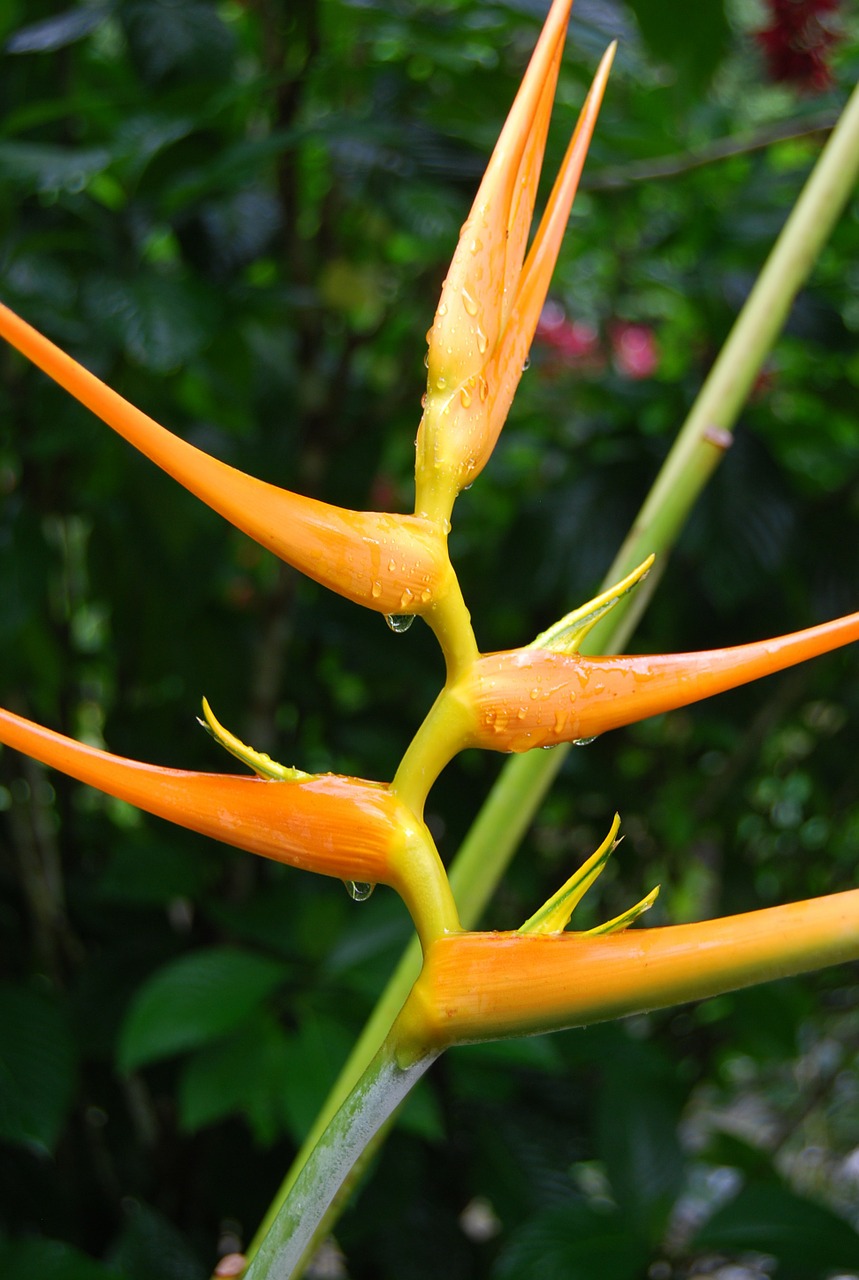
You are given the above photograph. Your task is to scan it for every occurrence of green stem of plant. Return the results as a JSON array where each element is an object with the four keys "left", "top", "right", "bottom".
[
  {"left": 243, "top": 1039, "right": 437, "bottom": 1280},
  {"left": 241, "top": 79, "right": 859, "bottom": 1279}
]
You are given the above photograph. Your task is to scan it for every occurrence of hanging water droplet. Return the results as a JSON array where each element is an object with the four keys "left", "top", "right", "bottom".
[
  {"left": 572, "top": 736, "right": 597, "bottom": 746},
  {"left": 461, "top": 288, "right": 479, "bottom": 317},
  {"left": 385, "top": 614, "right": 415, "bottom": 633},
  {"left": 344, "top": 880, "right": 375, "bottom": 902},
  {"left": 522, "top": 354, "right": 531, "bottom": 372},
  {"left": 423, "top": 351, "right": 429, "bottom": 368}
]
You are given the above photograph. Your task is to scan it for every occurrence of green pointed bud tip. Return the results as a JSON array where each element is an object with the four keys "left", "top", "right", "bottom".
[
  {"left": 582, "top": 884, "right": 660, "bottom": 937},
  {"left": 198, "top": 697, "right": 310, "bottom": 781},
  {"left": 529, "top": 554, "right": 656, "bottom": 655},
  {"left": 517, "top": 814, "right": 622, "bottom": 935}
]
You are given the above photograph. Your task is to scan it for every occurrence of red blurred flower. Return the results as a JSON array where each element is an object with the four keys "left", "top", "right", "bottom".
[{"left": 755, "top": 0, "right": 842, "bottom": 93}]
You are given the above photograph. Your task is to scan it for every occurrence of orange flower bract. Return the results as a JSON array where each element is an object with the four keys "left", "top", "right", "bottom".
[
  {"left": 0, "top": 300, "right": 450, "bottom": 617},
  {"left": 456, "top": 609, "right": 859, "bottom": 753},
  {"left": 397, "top": 890, "right": 859, "bottom": 1054}
]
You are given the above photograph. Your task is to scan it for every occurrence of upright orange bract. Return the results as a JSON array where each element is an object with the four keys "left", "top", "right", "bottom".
[{"left": 414, "top": 0, "right": 615, "bottom": 521}]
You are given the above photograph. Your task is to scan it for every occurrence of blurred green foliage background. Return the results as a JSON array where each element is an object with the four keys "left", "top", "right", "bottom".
[{"left": 1, "top": 0, "right": 858, "bottom": 1276}]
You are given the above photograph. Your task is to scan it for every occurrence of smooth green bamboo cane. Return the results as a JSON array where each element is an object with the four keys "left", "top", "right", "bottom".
[{"left": 241, "top": 78, "right": 859, "bottom": 1280}]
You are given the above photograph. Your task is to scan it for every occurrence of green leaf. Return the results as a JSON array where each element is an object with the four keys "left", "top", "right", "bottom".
[
  {"left": 177, "top": 1010, "right": 292, "bottom": 1145},
  {"left": 0, "top": 1238, "right": 121, "bottom": 1280},
  {"left": 278, "top": 1012, "right": 356, "bottom": 1146},
  {"left": 120, "top": 0, "right": 236, "bottom": 83},
  {"left": 0, "top": 984, "right": 77, "bottom": 1154},
  {"left": 5, "top": 9, "right": 109, "bottom": 55},
  {"left": 117, "top": 947, "right": 288, "bottom": 1072},
  {"left": 81, "top": 274, "right": 218, "bottom": 373},
  {"left": 494, "top": 1202, "right": 649, "bottom": 1280},
  {"left": 96, "top": 834, "right": 218, "bottom": 905},
  {"left": 0, "top": 141, "right": 112, "bottom": 195},
  {"left": 109, "top": 1202, "right": 207, "bottom": 1280},
  {"left": 625, "top": 0, "right": 730, "bottom": 89},
  {"left": 694, "top": 1181, "right": 859, "bottom": 1279},
  {"left": 595, "top": 1040, "right": 687, "bottom": 1241}
]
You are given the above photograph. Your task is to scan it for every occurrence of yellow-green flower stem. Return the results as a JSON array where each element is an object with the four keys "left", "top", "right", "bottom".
[
  {"left": 389, "top": 823, "right": 462, "bottom": 948},
  {"left": 421, "top": 563, "right": 479, "bottom": 680},
  {"left": 391, "top": 685, "right": 472, "bottom": 817},
  {"left": 240, "top": 81, "right": 859, "bottom": 1280}
]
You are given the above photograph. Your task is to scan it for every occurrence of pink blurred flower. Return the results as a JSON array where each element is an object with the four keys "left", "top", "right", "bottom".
[
  {"left": 610, "top": 322, "right": 659, "bottom": 380},
  {"left": 534, "top": 302, "right": 603, "bottom": 374}
]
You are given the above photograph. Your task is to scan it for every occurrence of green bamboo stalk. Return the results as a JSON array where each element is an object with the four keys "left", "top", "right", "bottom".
[{"left": 240, "top": 79, "right": 859, "bottom": 1280}]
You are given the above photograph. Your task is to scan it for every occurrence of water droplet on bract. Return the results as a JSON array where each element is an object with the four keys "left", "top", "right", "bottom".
[
  {"left": 385, "top": 614, "right": 415, "bottom": 633},
  {"left": 478, "top": 375, "right": 488, "bottom": 402},
  {"left": 344, "top": 881, "right": 375, "bottom": 902},
  {"left": 469, "top": 238, "right": 483, "bottom": 256},
  {"left": 436, "top": 376, "right": 447, "bottom": 391},
  {"left": 475, "top": 328, "right": 488, "bottom": 355},
  {"left": 437, "top": 302, "right": 448, "bottom": 317},
  {"left": 460, "top": 387, "right": 472, "bottom": 408},
  {"left": 522, "top": 355, "right": 531, "bottom": 372},
  {"left": 420, "top": 393, "right": 427, "bottom": 408},
  {"left": 388, "top": 558, "right": 397, "bottom": 572},
  {"left": 572, "top": 736, "right": 597, "bottom": 747},
  {"left": 461, "top": 288, "right": 479, "bottom": 317},
  {"left": 371, "top": 580, "right": 382, "bottom": 599}
]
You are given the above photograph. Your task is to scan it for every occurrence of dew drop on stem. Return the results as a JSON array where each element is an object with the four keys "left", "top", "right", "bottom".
[
  {"left": 385, "top": 614, "right": 415, "bottom": 633},
  {"left": 343, "top": 881, "right": 376, "bottom": 902}
]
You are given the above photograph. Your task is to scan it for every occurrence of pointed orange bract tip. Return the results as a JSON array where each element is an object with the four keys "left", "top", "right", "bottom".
[
  {"left": 454, "top": 609, "right": 859, "bottom": 753},
  {"left": 0, "top": 300, "right": 449, "bottom": 616},
  {"left": 414, "top": 8, "right": 613, "bottom": 521},
  {"left": 0, "top": 704, "right": 402, "bottom": 883}
]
